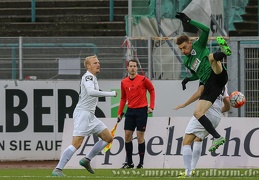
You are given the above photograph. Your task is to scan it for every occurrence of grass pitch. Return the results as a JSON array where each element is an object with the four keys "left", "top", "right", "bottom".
[{"left": 0, "top": 168, "right": 258, "bottom": 180}]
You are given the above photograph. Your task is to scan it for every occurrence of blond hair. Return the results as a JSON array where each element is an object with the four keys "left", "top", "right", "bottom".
[{"left": 84, "top": 55, "right": 97, "bottom": 69}]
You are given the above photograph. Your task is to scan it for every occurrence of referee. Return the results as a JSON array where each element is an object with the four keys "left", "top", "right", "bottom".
[{"left": 118, "top": 59, "right": 155, "bottom": 169}]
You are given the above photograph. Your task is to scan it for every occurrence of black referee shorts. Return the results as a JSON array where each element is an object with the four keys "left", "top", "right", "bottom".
[
  {"left": 200, "top": 68, "right": 228, "bottom": 103},
  {"left": 124, "top": 106, "right": 148, "bottom": 132}
]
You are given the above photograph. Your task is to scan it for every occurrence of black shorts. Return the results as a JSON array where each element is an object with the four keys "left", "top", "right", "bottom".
[
  {"left": 200, "top": 67, "right": 228, "bottom": 103},
  {"left": 124, "top": 106, "right": 148, "bottom": 132}
]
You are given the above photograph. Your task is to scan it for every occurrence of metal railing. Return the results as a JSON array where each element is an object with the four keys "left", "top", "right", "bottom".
[
  {"left": 0, "top": 36, "right": 225, "bottom": 80},
  {"left": 0, "top": 37, "right": 124, "bottom": 80},
  {"left": 0, "top": 36, "right": 258, "bottom": 118}
]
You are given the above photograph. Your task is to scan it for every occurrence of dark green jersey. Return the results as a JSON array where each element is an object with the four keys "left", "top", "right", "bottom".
[{"left": 183, "top": 20, "right": 212, "bottom": 84}]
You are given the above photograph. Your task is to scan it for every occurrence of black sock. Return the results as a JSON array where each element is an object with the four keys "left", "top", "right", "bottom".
[
  {"left": 213, "top": 51, "right": 226, "bottom": 61},
  {"left": 198, "top": 115, "right": 220, "bottom": 138},
  {"left": 125, "top": 141, "right": 133, "bottom": 164},
  {"left": 138, "top": 141, "right": 145, "bottom": 165}
]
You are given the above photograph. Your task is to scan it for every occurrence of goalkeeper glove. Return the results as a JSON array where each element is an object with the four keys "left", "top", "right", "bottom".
[
  {"left": 181, "top": 78, "right": 190, "bottom": 90},
  {"left": 175, "top": 12, "right": 191, "bottom": 23}
]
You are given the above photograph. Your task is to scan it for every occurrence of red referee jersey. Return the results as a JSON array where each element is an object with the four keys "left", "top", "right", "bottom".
[{"left": 118, "top": 74, "right": 155, "bottom": 115}]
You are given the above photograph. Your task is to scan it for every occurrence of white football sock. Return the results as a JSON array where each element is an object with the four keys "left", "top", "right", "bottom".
[
  {"left": 56, "top": 145, "right": 77, "bottom": 169},
  {"left": 191, "top": 141, "right": 202, "bottom": 170},
  {"left": 182, "top": 145, "right": 192, "bottom": 176},
  {"left": 86, "top": 140, "right": 108, "bottom": 160}
]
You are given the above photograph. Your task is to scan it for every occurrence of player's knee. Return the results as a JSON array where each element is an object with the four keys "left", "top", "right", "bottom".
[
  {"left": 213, "top": 51, "right": 226, "bottom": 61},
  {"left": 72, "top": 143, "right": 81, "bottom": 150},
  {"left": 102, "top": 136, "right": 113, "bottom": 143},
  {"left": 208, "top": 53, "right": 214, "bottom": 61},
  {"left": 183, "top": 140, "right": 192, "bottom": 146},
  {"left": 194, "top": 137, "right": 202, "bottom": 142},
  {"left": 193, "top": 111, "right": 202, "bottom": 119},
  {"left": 72, "top": 137, "right": 84, "bottom": 149},
  {"left": 99, "top": 130, "right": 114, "bottom": 143},
  {"left": 125, "top": 132, "right": 133, "bottom": 142},
  {"left": 137, "top": 137, "right": 145, "bottom": 144},
  {"left": 125, "top": 135, "right": 132, "bottom": 142},
  {"left": 106, "top": 136, "right": 113, "bottom": 143}
]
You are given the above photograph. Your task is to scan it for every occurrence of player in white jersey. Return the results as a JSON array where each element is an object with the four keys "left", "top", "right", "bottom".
[
  {"left": 174, "top": 82, "right": 230, "bottom": 178},
  {"left": 52, "top": 55, "right": 117, "bottom": 177}
]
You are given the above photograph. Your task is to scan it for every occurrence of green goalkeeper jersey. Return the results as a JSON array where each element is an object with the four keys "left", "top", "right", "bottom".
[{"left": 183, "top": 19, "right": 211, "bottom": 84}]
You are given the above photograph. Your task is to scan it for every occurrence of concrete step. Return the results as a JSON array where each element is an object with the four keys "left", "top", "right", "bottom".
[
  {"left": 0, "top": 14, "right": 126, "bottom": 22},
  {"left": 233, "top": 21, "right": 258, "bottom": 30},
  {"left": 248, "top": 0, "right": 258, "bottom": 6},
  {"left": 0, "top": 29, "right": 126, "bottom": 36},
  {"left": 0, "top": 0, "right": 128, "bottom": 8},
  {"left": 0, "top": 22, "right": 125, "bottom": 30},
  {"left": 229, "top": 0, "right": 258, "bottom": 36},
  {"left": 241, "top": 13, "right": 258, "bottom": 21},
  {"left": 0, "top": 7, "right": 128, "bottom": 16},
  {"left": 41, "top": 0, "right": 127, "bottom": 7},
  {"left": 245, "top": 6, "right": 258, "bottom": 14},
  {"left": 0, "top": 0, "right": 128, "bottom": 37},
  {"left": 229, "top": 30, "right": 258, "bottom": 36}
]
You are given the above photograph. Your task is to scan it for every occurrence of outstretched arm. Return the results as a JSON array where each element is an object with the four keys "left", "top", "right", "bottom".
[
  {"left": 174, "top": 83, "right": 204, "bottom": 110},
  {"left": 222, "top": 97, "right": 230, "bottom": 113},
  {"left": 189, "top": 19, "right": 210, "bottom": 47},
  {"left": 221, "top": 86, "right": 231, "bottom": 113},
  {"left": 83, "top": 75, "right": 117, "bottom": 97},
  {"left": 87, "top": 87, "right": 117, "bottom": 97},
  {"left": 175, "top": 12, "right": 210, "bottom": 47}
]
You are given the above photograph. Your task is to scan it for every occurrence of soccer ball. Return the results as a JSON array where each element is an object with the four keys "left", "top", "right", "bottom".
[{"left": 229, "top": 91, "right": 246, "bottom": 108}]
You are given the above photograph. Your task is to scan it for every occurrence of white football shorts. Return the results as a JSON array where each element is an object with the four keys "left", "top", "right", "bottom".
[
  {"left": 185, "top": 113, "right": 221, "bottom": 139},
  {"left": 72, "top": 109, "right": 107, "bottom": 136}
]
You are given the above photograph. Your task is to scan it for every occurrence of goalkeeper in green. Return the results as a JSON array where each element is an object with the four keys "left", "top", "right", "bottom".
[{"left": 175, "top": 12, "right": 231, "bottom": 152}]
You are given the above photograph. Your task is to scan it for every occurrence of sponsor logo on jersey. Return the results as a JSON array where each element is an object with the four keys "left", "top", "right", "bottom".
[
  {"left": 191, "top": 49, "right": 196, "bottom": 55},
  {"left": 191, "top": 58, "right": 201, "bottom": 72},
  {"left": 85, "top": 75, "right": 93, "bottom": 81}
]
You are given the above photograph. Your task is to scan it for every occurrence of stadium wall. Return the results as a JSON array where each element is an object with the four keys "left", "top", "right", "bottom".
[
  {"left": 0, "top": 80, "right": 257, "bottom": 168},
  {"left": 63, "top": 117, "right": 259, "bottom": 169}
]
